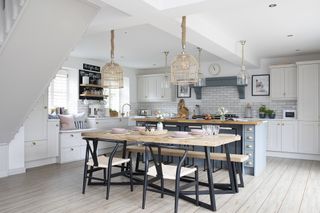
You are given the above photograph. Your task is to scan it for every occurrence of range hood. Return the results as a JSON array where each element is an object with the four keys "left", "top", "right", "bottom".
[{"left": 193, "top": 76, "right": 247, "bottom": 99}]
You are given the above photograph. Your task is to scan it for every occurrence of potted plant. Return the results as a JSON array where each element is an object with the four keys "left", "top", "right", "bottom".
[
  {"left": 267, "top": 109, "right": 276, "bottom": 119},
  {"left": 258, "top": 105, "right": 267, "bottom": 119}
]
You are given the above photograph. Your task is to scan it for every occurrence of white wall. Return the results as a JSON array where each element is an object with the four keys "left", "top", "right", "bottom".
[
  {"left": 8, "top": 127, "right": 25, "bottom": 176},
  {"left": 0, "top": 0, "right": 99, "bottom": 144}
]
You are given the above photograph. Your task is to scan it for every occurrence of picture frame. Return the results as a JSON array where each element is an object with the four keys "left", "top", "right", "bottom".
[
  {"left": 177, "top": 85, "right": 191, "bottom": 98},
  {"left": 252, "top": 74, "right": 270, "bottom": 96}
]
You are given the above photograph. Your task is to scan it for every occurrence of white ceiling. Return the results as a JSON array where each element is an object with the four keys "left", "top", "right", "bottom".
[
  {"left": 71, "top": 24, "right": 220, "bottom": 68},
  {"left": 73, "top": 0, "right": 320, "bottom": 68}
]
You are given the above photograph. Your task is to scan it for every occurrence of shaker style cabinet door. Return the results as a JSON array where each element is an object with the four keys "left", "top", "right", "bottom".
[
  {"left": 281, "top": 121, "right": 298, "bottom": 152},
  {"left": 47, "top": 120, "right": 59, "bottom": 157},
  {"left": 297, "top": 64, "right": 319, "bottom": 121},
  {"left": 284, "top": 67, "right": 297, "bottom": 99},
  {"left": 298, "top": 121, "right": 319, "bottom": 154},
  {"left": 267, "top": 121, "right": 282, "bottom": 151},
  {"left": 270, "top": 68, "right": 285, "bottom": 100},
  {"left": 24, "top": 93, "right": 48, "bottom": 141}
]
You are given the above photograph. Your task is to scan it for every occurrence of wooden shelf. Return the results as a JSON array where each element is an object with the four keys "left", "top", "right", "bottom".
[
  {"left": 80, "top": 94, "right": 104, "bottom": 98},
  {"left": 79, "top": 84, "right": 103, "bottom": 88}
]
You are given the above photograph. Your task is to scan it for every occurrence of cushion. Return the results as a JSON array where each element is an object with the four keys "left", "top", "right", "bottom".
[
  {"left": 59, "top": 114, "right": 76, "bottom": 130},
  {"left": 73, "top": 112, "right": 86, "bottom": 122}
]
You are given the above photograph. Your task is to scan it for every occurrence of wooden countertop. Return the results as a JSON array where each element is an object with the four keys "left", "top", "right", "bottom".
[
  {"left": 132, "top": 118, "right": 263, "bottom": 125},
  {"left": 82, "top": 131, "right": 241, "bottom": 147}
]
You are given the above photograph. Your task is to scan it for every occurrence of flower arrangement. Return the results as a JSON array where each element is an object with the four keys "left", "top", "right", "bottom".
[{"left": 218, "top": 107, "right": 228, "bottom": 121}]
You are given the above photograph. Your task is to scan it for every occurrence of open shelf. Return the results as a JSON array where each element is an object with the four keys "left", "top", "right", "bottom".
[{"left": 79, "top": 84, "right": 103, "bottom": 88}]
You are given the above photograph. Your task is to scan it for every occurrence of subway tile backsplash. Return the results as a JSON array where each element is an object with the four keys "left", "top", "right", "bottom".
[{"left": 134, "top": 86, "right": 296, "bottom": 119}]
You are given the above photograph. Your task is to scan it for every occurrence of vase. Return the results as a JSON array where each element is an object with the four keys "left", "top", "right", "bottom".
[
  {"left": 220, "top": 115, "right": 225, "bottom": 121},
  {"left": 157, "top": 122, "right": 163, "bottom": 131}
]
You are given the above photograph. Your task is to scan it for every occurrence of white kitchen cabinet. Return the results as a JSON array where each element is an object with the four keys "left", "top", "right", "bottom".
[
  {"left": 281, "top": 121, "right": 298, "bottom": 152},
  {"left": 270, "top": 64, "right": 297, "bottom": 100},
  {"left": 25, "top": 140, "right": 48, "bottom": 162},
  {"left": 137, "top": 74, "right": 173, "bottom": 102},
  {"left": 297, "top": 62, "right": 320, "bottom": 121},
  {"left": 87, "top": 117, "right": 128, "bottom": 129},
  {"left": 24, "top": 93, "right": 48, "bottom": 141},
  {"left": 267, "top": 120, "right": 298, "bottom": 153},
  {"left": 298, "top": 121, "right": 319, "bottom": 154},
  {"left": 267, "top": 121, "right": 282, "bottom": 151},
  {"left": 47, "top": 120, "right": 59, "bottom": 158}
]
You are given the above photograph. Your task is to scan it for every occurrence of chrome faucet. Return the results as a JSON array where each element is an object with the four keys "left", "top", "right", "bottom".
[{"left": 121, "top": 103, "right": 131, "bottom": 117}]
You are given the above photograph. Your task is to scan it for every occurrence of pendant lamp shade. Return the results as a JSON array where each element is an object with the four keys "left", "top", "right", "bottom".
[
  {"left": 101, "top": 30, "right": 124, "bottom": 89},
  {"left": 171, "top": 16, "right": 199, "bottom": 85}
]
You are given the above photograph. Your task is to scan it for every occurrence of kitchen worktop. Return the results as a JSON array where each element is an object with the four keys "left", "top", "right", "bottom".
[{"left": 132, "top": 118, "right": 264, "bottom": 125}]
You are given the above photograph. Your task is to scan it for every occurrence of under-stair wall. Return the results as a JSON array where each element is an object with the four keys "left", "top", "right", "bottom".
[{"left": 0, "top": 0, "right": 98, "bottom": 144}]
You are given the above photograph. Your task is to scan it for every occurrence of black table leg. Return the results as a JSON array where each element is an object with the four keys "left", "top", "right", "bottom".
[
  {"left": 224, "top": 143, "right": 238, "bottom": 193},
  {"left": 204, "top": 146, "right": 216, "bottom": 211}
]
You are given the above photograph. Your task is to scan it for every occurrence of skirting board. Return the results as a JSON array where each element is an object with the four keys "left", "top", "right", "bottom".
[
  {"left": 25, "top": 157, "right": 57, "bottom": 169},
  {"left": 8, "top": 167, "right": 26, "bottom": 176},
  {"left": 267, "top": 151, "right": 320, "bottom": 161}
]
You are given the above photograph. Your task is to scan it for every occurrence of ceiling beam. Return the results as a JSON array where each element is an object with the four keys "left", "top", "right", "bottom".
[{"left": 100, "top": 0, "right": 259, "bottom": 67}]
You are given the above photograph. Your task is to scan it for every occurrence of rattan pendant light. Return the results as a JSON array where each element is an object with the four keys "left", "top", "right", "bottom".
[
  {"left": 237, "top": 40, "right": 249, "bottom": 85},
  {"left": 101, "top": 30, "right": 124, "bottom": 89},
  {"left": 171, "top": 16, "right": 199, "bottom": 85}
]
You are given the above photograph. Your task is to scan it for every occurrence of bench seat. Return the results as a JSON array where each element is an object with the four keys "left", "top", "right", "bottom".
[{"left": 126, "top": 145, "right": 249, "bottom": 163}]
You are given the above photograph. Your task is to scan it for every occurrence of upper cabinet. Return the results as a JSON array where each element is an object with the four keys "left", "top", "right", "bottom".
[
  {"left": 137, "top": 74, "right": 174, "bottom": 102},
  {"left": 297, "top": 61, "right": 320, "bottom": 121},
  {"left": 270, "top": 64, "right": 297, "bottom": 100}
]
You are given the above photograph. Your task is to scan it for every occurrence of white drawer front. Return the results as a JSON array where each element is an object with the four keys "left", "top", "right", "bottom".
[
  {"left": 60, "top": 146, "right": 81, "bottom": 163},
  {"left": 60, "top": 133, "right": 82, "bottom": 148},
  {"left": 25, "top": 140, "right": 48, "bottom": 162}
]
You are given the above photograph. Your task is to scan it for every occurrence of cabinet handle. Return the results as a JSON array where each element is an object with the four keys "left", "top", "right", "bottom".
[
  {"left": 246, "top": 145, "right": 253, "bottom": 148},
  {"left": 56, "top": 124, "right": 59, "bottom": 127},
  {"left": 32, "top": 142, "right": 36, "bottom": 145},
  {"left": 70, "top": 134, "right": 74, "bottom": 137},
  {"left": 96, "top": 122, "right": 99, "bottom": 125},
  {"left": 161, "top": 96, "right": 164, "bottom": 98},
  {"left": 70, "top": 148, "right": 74, "bottom": 151},
  {"left": 44, "top": 106, "right": 48, "bottom": 109}
]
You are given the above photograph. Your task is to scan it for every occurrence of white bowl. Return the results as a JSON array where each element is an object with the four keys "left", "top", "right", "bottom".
[
  {"left": 172, "top": 131, "right": 189, "bottom": 138},
  {"left": 111, "top": 128, "right": 128, "bottom": 134}
]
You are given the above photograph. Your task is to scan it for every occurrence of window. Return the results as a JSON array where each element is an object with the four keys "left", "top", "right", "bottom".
[
  {"left": 104, "top": 77, "right": 130, "bottom": 113},
  {"left": 48, "top": 70, "right": 69, "bottom": 113}
]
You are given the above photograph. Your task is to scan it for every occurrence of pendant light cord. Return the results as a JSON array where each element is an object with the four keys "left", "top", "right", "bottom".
[
  {"left": 111, "top": 30, "right": 115, "bottom": 61},
  {"left": 241, "top": 40, "right": 246, "bottom": 70},
  {"left": 181, "top": 16, "right": 186, "bottom": 51}
]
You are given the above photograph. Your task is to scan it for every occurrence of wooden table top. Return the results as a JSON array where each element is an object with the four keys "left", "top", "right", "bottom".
[
  {"left": 82, "top": 131, "right": 241, "bottom": 147},
  {"left": 133, "top": 118, "right": 263, "bottom": 125}
]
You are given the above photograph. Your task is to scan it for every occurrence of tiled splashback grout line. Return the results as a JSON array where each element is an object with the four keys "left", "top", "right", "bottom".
[{"left": 133, "top": 86, "right": 296, "bottom": 119}]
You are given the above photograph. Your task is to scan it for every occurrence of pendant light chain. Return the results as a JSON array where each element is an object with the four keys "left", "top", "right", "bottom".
[
  {"left": 111, "top": 30, "right": 115, "bottom": 61},
  {"left": 241, "top": 40, "right": 246, "bottom": 71}
]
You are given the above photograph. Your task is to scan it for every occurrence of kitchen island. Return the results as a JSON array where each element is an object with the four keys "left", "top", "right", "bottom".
[{"left": 133, "top": 118, "right": 267, "bottom": 176}]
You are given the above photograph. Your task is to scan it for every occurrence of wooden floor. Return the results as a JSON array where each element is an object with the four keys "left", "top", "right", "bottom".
[{"left": 0, "top": 157, "right": 319, "bottom": 213}]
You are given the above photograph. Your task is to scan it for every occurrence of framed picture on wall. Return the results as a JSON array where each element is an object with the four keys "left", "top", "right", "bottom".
[
  {"left": 252, "top": 74, "right": 270, "bottom": 96},
  {"left": 177, "top": 85, "right": 191, "bottom": 98}
]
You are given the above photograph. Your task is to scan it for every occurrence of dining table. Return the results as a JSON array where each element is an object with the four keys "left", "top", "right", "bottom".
[{"left": 82, "top": 130, "right": 241, "bottom": 211}]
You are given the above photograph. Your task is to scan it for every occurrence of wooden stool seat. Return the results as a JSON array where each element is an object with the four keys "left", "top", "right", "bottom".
[
  {"left": 87, "top": 155, "right": 131, "bottom": 168},
  {"left": 147, "top": 164, "right": 197, "bottom": 180}
]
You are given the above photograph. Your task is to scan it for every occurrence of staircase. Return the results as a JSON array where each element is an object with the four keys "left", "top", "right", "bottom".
[
  {"left": 0, "top": 0, "right": 26, "bottom": 50},
  {"left": 0, "top": 0, "right": 99, "bottom": 144}
]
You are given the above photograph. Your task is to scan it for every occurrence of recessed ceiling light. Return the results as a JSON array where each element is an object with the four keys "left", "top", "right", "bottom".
[
  {"left": 269, "top": 3, "right": 277, "bottom": 8},
  {"left": 287, "top": 34, "right": 294, "bottom": 37}
]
